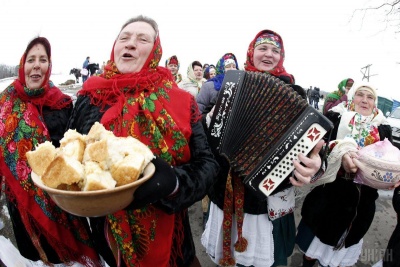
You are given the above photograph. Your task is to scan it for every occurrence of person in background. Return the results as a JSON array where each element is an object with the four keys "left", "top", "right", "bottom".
[
  {"left": 67, "top": 15, "right": 219, "bottom": 267},
  {"left": 0, "top": 36, "right": 101, "bottom": 265},
  {"left": 203, "top": 64, "right": 216, "bottom": 80},
  {"left": 313, "top": 86, "right": 321, "bottom": 110},
  {"left": 323, "top": 78, "right": 354, "bottom": 115},
  {"left": 201, "top": 29, "right": 324, "bottom": 267},
  {"left": 307, "top": 86, "right": 314, "bottom": 106},
  {"left": 203, "top": 63, "right": 209, "bottom": 78},
  {"left": 196, "top": 52, "right": 239, "bottom": 229},
  {"left": 296, "top": 82, "right": 396, "bottom": 267},
  {"left": 208, "top": 65, "right": 217, "bottom": 79},
  {"left": 82, "top": 56, "right": 90, "bottom": 83},
  {"left": 196, "top": 52, "right": 239, "bottom": 114},
  {"left": 165, "top": 55, "right": 182, "bottom": 83},
  {"left": 178, "top": 60, "right": 206, "bottom": 97}
]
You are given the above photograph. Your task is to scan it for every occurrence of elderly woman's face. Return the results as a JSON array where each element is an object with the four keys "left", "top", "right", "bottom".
[
  {"left": 253, "top": 43, "right": 281, "bottom": 72},
  {"left": 24, "top": 44, "right": 49, "bottom": 90},
  {"left": 353, "top": 89, "right": 375, "bottom": 116},
  {"left": 114, "top": 21, "right": 156, "bottom": 74},
  {"left": 167, "top": 64, "right": 178, "bottom": 75}
]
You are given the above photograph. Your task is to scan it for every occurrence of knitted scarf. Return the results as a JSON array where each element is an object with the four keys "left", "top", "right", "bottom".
[
  {"left": 219, "top": 29, "right": 294, "bottom": 266},
  {"left": 79, "top": 33, "right": 198, "bottom": 267},
  {"left": 0, "top": 47, "right": 100, "bottom": 266}
]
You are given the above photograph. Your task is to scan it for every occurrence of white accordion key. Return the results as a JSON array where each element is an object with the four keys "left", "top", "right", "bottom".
[{"left": 258, "top": 123, "right": 327, "bottom": 196}]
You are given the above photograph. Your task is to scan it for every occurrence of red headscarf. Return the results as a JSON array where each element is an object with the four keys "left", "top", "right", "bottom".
[
  {"left": 13, "top": 37, "right": 72, "bottom": 114},
  {"left": 0, "top": 37, "right": 100, "bottom": 265},
  {"left": 79, "top": 23, "right": 198, "bottom": 266},
  {"left": 245, "top": 29, "right": 294, "bottom": 84},
  {"left": 220, "top": 30, "right": 294, "bottom": 266}
]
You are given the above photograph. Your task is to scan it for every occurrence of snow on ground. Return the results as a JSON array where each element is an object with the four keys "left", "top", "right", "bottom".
[{"left": 0, "top": 73, "right": 77, "bottom": 92}]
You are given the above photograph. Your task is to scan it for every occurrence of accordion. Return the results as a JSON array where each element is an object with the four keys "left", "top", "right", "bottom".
[{"left": 208, "top": 70, "right": 333, "bottom": 199}]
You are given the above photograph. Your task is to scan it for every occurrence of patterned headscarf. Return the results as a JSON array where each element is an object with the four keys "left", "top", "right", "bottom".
[
  {"left": 332, "top": 82, "right": 383, "bottom": 148},
  {"left": 322, "top": 78, "right": 354, "bottom": 114},
  {"left": 220, "top": 30, "right": 294, "bottom": 267},
  {"left": 255, "top": 32, "right": 282, "bottom": 48},
  {"left": 0, "top": 37, "right": 99, "bottom": 265},
  {"left": 79, "top": 20, "right": 198, "bottom": 266},
  {"left": 209, "top": 52, "right": 239, "bottom": 91},
  {"left": 13, "top": 37, "right": 72, "bottom": 115},
  {"left": 165, "top": 55, "right": 179, "bottom": 69},
  {"left": 165, "top": 55, "right": 182, "bottom": 83},
  {"left": 244, "top": 29, "right": 294, "bottom": 84},
  {"left": 184, "top": 60, "right": 206, "bottom": 92}
]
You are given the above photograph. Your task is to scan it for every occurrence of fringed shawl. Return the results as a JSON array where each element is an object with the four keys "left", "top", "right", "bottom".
[
  {"left": 0, "top": 48, "right": 100, "bottom": 266},
  {"left": 78, "top": 33, "right": 199, "bottom": 267}
]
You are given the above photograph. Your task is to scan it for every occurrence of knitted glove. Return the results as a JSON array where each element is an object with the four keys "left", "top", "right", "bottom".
[{"left": 128, "top": 156, "right": 178, "bottom": 210}]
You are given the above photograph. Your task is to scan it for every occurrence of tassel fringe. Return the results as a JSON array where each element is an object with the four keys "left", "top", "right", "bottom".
[
  {"left": 234, "top": 236, "right": 248, "bottom": 252},
  {"left": 219, "top": 256, "right": 236, "bottom": 267}
]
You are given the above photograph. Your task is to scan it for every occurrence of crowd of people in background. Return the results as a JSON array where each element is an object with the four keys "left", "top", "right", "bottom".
[{"left": 1, "top": 13, "right": 400, "bottom": 267}]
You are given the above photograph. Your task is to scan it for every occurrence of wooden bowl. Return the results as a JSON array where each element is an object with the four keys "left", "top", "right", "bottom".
[{"left": 31, "top": 163, "right": 155, "bottom": 217}]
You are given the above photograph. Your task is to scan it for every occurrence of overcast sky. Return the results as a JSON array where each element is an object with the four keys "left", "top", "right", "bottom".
[{"left": 1, "top": 0, "right": 399, "bottom": 99}]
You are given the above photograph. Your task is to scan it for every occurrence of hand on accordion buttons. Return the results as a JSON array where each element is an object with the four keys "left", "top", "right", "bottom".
[
  {"left": 128, "top": 156, "right": 178, "bottom": 210},
  {"left": 290, "top": 139, "right": 324, "bottom": 187}
]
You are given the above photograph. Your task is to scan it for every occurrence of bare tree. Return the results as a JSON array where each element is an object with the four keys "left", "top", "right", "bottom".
[
  {"left": 0, "top": 64, "right": 18, "bottom": 79},
  {"left": 352, "top": 0, "right": 400, "bottom": 34}
]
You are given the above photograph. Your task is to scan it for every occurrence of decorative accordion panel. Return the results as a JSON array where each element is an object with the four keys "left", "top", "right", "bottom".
[{"left": 208, "top": 70, "right": 333, "bottom": 199}]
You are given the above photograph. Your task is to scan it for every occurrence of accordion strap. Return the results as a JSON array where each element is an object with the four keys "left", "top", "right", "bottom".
[{"left": 219, "top": 169, "right": 248, "bottom": 267}]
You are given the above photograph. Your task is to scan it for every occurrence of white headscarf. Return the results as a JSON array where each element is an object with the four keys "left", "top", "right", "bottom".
[
  {"left": 308, "top": 82, "right": 389, "bottom": 187},
  {"left": 330, "top": 81, "right": 388, "bottom": 145}
]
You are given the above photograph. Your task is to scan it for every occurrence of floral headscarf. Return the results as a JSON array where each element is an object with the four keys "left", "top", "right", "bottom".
[
  {"left": 220, "top": 30, "right": 295, "bottom": 267},
  {"left": 209, "top": 52, "right": 239, "bottom": 91},
  {"left": 0, "top": 37, "right": 99, "bottom": 265},
  {"left": 244, "top": 29, "right": 294, "bottom": 84},
  {"left": 322, "top": 78, "right": 354, "bottom": 114},
  {"left": 165, "top": 55, "right": 179, "bottom": 69},
  {"left": 165, "top": 55, "right": 182, "bottom": 83},
  {"left": 79, "top": 23, "right": 198, "bottom": 266},
  {"left": 332, "top": 82, "right": 385, "bottom": 147},
  {"left": 13, "top": 37, "right": 72, "bottom": 115}
]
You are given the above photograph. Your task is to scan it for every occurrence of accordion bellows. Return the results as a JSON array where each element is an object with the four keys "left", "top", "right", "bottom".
[{"left": 208, "top": 70, "right": 333, "bottom": 199}]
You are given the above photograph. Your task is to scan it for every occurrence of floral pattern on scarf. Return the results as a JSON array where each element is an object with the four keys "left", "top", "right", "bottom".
[
  {"left": 244, "top": 29, "right": 294, "bottom": 84},
  {"left": 208, "top": 53, "right": 239, "bottom": 91},
  {"left": 79, "top": 30, "right": 197, "bottom": 266},
  {"left": 0, "top": 74, "right": 99, "bottom": 265}
]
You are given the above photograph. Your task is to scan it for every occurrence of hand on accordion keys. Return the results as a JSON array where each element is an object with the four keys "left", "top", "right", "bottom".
[{"left": 289, "top": 139, "right": 324, "bottom": 187}]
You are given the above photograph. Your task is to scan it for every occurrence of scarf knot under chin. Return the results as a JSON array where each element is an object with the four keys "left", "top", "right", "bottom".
[
  {"left": 13, "top": 79, "right": 72, "bottom": 115},
  {"left": 79, "top": 66, "right": 172, "bottom": 108}
]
